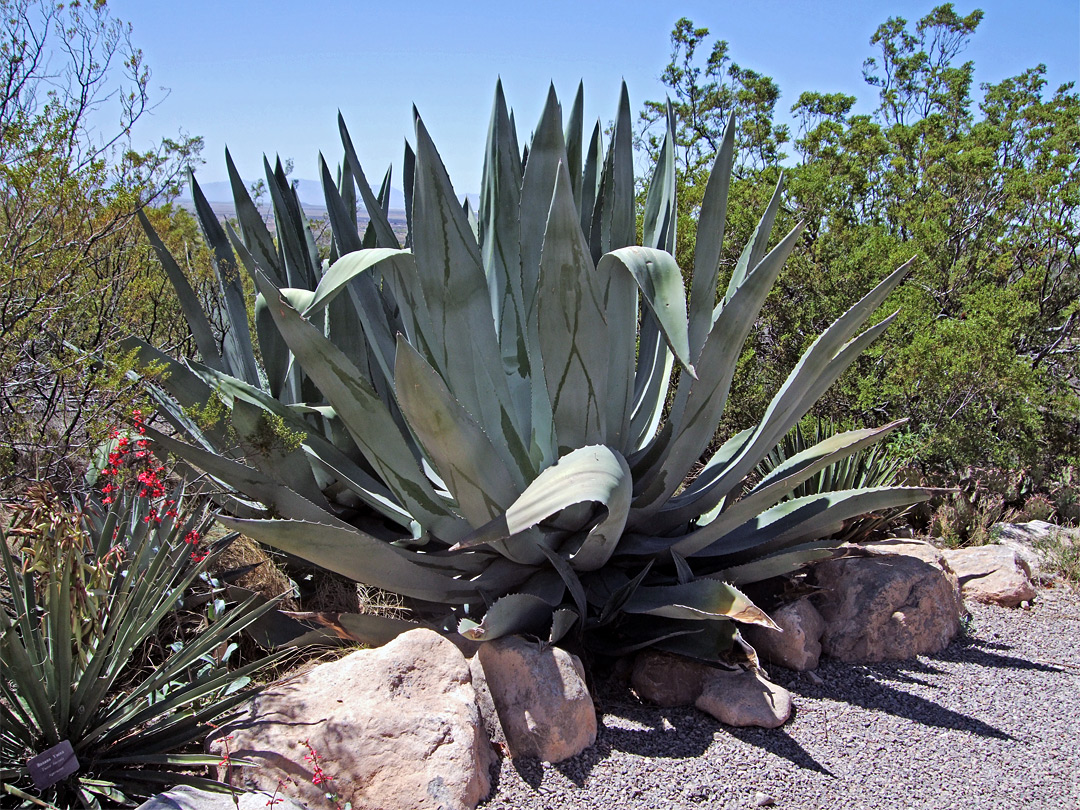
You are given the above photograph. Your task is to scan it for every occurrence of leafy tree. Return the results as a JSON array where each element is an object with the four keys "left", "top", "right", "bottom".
[
  {"left": 0, "top": 0, "right": 204, "bottom": 491},
  {"left": 640, "top": 6, "right": 1080, "bottom": 497}
]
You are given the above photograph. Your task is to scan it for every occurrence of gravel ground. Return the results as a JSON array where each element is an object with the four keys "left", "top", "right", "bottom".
[{"left": 481, "top": 585, "right": 1080, "bottom": 810}]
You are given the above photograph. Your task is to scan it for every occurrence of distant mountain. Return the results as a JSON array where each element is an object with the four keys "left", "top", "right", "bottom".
[{"left": 178, "top": 179, "right": 483, "bottom": 215}]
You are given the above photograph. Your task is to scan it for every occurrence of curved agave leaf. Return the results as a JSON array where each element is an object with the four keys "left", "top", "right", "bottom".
[
  {"left": 226, "top": 148, "right": 284, "bottom": 285},
  {"left": 216, "top": 516, "right": 478, "bottom": 604},
  {"left": 689, "top": 486, "right": 937, "bottom": 565},
  {"left": 457, "top": 593, "right": 554, "bottom": 641},
  {"left": 621, "top": 579, "right": 778, "bottom": 629},
  {"left": 716, "top": 542, "right": 838, "bottom": 585},
  {"left": 452, "top": 445, "right": 631, "bottom": 569}
]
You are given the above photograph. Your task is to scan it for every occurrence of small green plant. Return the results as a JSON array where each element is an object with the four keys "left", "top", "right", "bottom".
[
  {"left": 1032, "top": 529, "right": 1080, "bottom": 585},
  {"left": 0, "top": 445, "right": 286, "bottom": 807}
]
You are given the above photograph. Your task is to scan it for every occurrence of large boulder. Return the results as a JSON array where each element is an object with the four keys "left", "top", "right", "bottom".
[
  {"left": 475, "top": 636, "right": 596, "bottom": 763},
  {"left": 812, "top": 548, "right": 963, "bottom": 662},
  {"left": 694, "top": 669, "right": 793, "bottom": 729},
  {"left": 207, "top": 628, "right": 495, "bottom": 810},
  {"left": 137, "top": 786, "right": 307, "bottom": 810},
  {"left": 991, "top": 521, "right": 1078, "bottom": 585},
  {"left": 741, "top": 598, "right": 826, "bottom": 671},
  {"left": 630, "top": 650, "right": 710, "bottom": 706},
  {"left": 942, "top": 544, "right": 1037, "bottom": 607}
]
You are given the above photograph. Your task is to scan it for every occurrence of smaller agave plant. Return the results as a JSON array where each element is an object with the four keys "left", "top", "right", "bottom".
[{"left": 132, "top": 81, "right": 933, "bottom": 664}]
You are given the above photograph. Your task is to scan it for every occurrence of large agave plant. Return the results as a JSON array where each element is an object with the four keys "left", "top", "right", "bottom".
[{"left": 133, "top": 81, "right": 933, "bottom": 662}]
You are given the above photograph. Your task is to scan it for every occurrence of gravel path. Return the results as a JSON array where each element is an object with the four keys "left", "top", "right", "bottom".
[{"left": 481, "top": 585, "right": 1080, "bottom": 810}]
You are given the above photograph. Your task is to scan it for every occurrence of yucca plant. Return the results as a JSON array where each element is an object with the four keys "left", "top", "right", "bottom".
[
  {"left": 0, "top": 483, "right": 285, "bottom": 808},
  {"left": 756, "top": 418, "right": 912, "bottom": 544},
  {"left": 132, "top": 81, "right": 934, "bottom": 664}
]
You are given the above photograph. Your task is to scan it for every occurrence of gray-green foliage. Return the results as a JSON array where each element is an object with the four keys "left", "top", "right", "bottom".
[{"left": 134, "top": 82, "right": 933, "bottom": 662}]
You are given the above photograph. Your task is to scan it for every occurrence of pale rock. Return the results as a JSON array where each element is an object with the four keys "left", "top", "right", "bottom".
[
  {"left": 812, "top": 551, "right": 963, "bottom": 662},
  {"left": 137, "top": 786, "right": 308, "bottom": 810},
  {"left": 741, "top": 598, "right": 826, "bottom": 671},
  {"left": 207, "top": 628, "right": 494, "bottom": 810},
  {"left": 865, "top": 538, "right": 951, "bottom": 569},
  {"left": 991, "top": 521, "right": 1078, "bottom": 583},
  {"left": 476, "top": 636, "right": 596, "bottom": 763},
  {"left": 630, "top": 650, "right": 711, "bottom": 706},
  {"left": 694, "top": 669, "right": 792, "bottom": 728},
  {"left": 942, "top": 544, "right": 1037, "bottom": 607}
]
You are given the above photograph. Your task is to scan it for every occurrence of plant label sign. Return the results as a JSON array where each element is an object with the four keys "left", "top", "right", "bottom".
[{"left": 28, "top": 739, "right": 80, "bottom": 789}]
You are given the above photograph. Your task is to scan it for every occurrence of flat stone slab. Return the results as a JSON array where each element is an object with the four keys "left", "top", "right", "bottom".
[{"left": 137, "top": 786, "right": 308, "bottom": 810}]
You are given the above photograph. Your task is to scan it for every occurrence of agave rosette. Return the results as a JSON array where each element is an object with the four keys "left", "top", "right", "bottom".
[{"left": 133, "top": 81, "right": 932, "bottom": 661}]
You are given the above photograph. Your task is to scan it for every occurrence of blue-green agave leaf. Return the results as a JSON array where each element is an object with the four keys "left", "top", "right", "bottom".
[
  {"left": 457, "top": 593, "right": 555, "bottom": 641},
  {"left": 622, "top": 579, "right": 778, "bottom": 628}
]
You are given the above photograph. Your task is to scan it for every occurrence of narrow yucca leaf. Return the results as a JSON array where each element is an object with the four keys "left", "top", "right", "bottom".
[
  {"left": 250, "top": 270, "right": 462, "bottom": 534},
  {"left": 137, "top": 211, "right": 223, "bottom": 371},
  {"left": 217, "top": 516, "right": 478, "bottom": 603},
  {"left": 338, "top": 112, "right": 401, "bottom": 249},
  {"left": 622, "top": 579, "right": 779, "bottom": 628},
  {"left": 688, "top": 112, "right": 736, "bottom": 361},
  {"left": 226, "top": 148, "right": 284, "bottom": 285},
  {"left": 538, "top": 161, "right": 609, "bottom": 451},
  {"left": 395, "top": 336, "right": 524, "bottom": 524},
  {"left": 458, "top": 593, "right": 554, "bottom": 641}
]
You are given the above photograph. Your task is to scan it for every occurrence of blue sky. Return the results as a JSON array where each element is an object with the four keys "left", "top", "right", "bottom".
[{"left": 110, "top": 0, "right": 1079, "bottom": 196}]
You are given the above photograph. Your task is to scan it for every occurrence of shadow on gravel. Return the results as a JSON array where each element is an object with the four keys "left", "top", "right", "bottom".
[
  {"left": 783, "top": 663, "right": 1014, "bottom": 741},
  {"left": 930, "top": 636, "right": 1065, "bottom": 673},
  {"left": 720, "top": 725, "right": 834, "bottom": 775}
]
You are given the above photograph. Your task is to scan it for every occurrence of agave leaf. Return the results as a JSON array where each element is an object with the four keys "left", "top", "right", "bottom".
[
  {"left": 217, "top": 516, "right": 477, "bottom": 604},
  {"left": 320, "top": 152, "right": 363, "bottom": 255},
  {"left": 640, "top": 99, "right": 676, "bottom": 254},
  {"left": 263, "top": 157, "right": 315, "bottom": 290},
  {"left": 716, "top": 542, "right": 838, "bottom": 585},
  {"left": 226, "top": 148, "right": 283, "bottom": 285},
  {"left": 537, "top": 545, "right": 588, "bottom": 624},
  {"left": 144, "top": 426, "right": 347, "bottom": 527},
  {"left": 395, "top": 336, "right": 525, "bottom": 523},
  {"left": 250, "top": 269, "right": 464, "bottom": 534},
  {"left": 724, "top": 175, "right": 786, "bottom": 305},
  {"left": 187, "top": 169, "right": 261, "bottom": 385},
  {"left": 453, "top": 446, "right": 630, "bottom": 563},
  {"left": 689, "top": 486, "right": 937, "bottom": 565},
  {"left": 595, "top": 82, "right": 635, "bottom": 255},
  {"left": 579, "top": 120, "right": 603, "bottom": 238},
  {"left": 549, "top": 608, "right": 578, "bottom": 644},
  {"left": 632, "top": 223, "right": 806, "bottom": 514},
  {"left": 564, "top": 81, "right": 585, "bottom": 207},
  {"left": 457, "top": 593, "right": 554, "bottom": 641},
  {"left": 652, "top": 619, "right": 739, "bottom": 662},
  {"left": 338, "top": 112, "right": 400, "bottom": 249},
  {"left": 271, "top": 610, "right": 422, "bottom": 649},
  {"left": 137, "top": 211, "right": 223, "bottom": 371},
  {"left": 538, "top": 162, "right": 609, "bottom": 451},
  {"left": 411, "top": 110, "right": 527, "bottom": 456},
  {"left": 622, "top": 579, "right": 778, "bottom": 629},
  {"left": 480, "top": 79, "right": 529, "bottom": 394},
  {"left": 688, "top": 112, "right": 735, "bottom": 361},
  {"left": 655, "top": 422, "right": 907, "bottom": 556}
]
